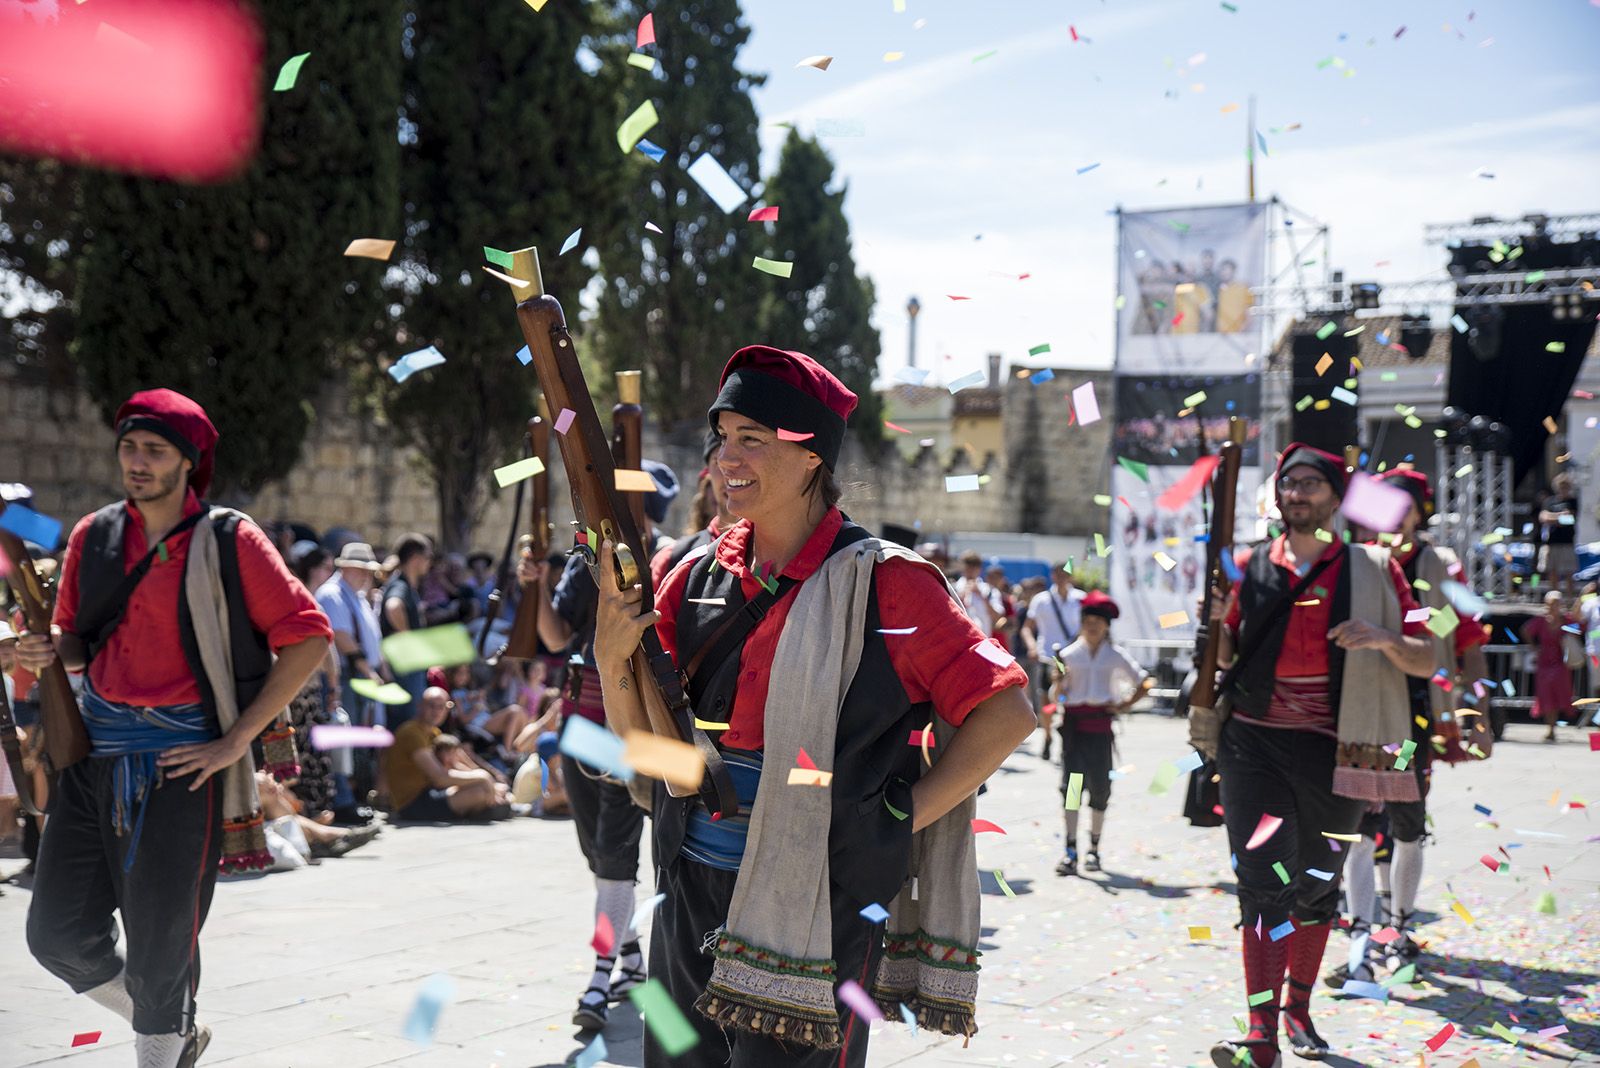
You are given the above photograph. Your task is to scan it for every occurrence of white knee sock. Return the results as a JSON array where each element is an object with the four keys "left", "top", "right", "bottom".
[
  {"left": 84, "top": 974, "right": 135, "bottom": 1024},
  {"left": 1345, "top": 837, "right": 1378, "bottom": 926},
  {"left": 135, "top": 1031, "right": 185, "bottom": 1068},
  {"left": 585, "top": 877, "right": 635, "bottom": 1003},
  {"left": 1392, "top": 838, "right": 1424, "bottom": 920}
]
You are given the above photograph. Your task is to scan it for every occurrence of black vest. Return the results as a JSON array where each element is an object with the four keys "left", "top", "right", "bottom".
[
  {"left": 655, "top": 521, "right": 927, "bottom": 909},
  {"left": 660, "top": 527, "right": 715, "bottom": 580},
  {"left": 1225, "top": 542, "right": 1352, "bottom": 717},
  {"left": 76, "top": 503, "right": 273, "bottom": 724}
]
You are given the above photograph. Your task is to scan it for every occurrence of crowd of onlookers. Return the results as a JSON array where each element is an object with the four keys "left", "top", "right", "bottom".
[
  {"left": 8, "top": 477, "right": 1584, "bottom": 876},
  {"left": 0, "top": 512, "right": 584, "bottom": 880}
]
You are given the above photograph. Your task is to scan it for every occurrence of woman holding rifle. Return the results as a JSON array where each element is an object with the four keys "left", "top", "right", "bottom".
[{"left": 594, "top": 345, "right": 1036, "bottom": 1068}]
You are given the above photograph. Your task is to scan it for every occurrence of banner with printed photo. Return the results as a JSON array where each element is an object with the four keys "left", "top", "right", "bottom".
[
  {"left": 1117, "top": 203, "right": 1268, "bottom": 375},
  {"left": 1113, "top": 373, "right": 1264, "bottom": 467},
  {"left": 1106, "top": 464, "right": 1265, "bottom": 644}
]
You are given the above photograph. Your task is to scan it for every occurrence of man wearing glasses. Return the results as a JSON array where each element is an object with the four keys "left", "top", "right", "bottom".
[{"left": 1195, "top": 443, "right": 1435, "bottom": 1067}]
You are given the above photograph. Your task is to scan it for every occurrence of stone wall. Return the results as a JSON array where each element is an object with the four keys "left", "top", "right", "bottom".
[{"left": 3, "top": 361, "right": 1118, "bottom": 558}]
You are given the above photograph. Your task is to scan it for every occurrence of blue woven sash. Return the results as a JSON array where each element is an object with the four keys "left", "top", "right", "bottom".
[
  {"left": 81, "top": 682, "right": 216, "bottom": 871},
  {"left": 680, "top": 749, "right": 763, "bottom": 871}
]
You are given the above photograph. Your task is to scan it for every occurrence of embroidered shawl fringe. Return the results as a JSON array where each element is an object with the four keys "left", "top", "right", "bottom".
[
  {"left": 219, "top": 813, "right": 271, "bottom": 873},
  {"left": 1332, "top": 765, "right": 1421, "bottom": 803},
  {"left": 695, "top": 992, "right": 843, "bottom": 1049},
  {"left": 871, "top": 930, "right": 980, "bottom": 1037}
]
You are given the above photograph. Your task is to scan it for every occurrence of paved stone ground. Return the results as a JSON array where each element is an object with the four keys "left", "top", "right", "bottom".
[{"left": 2, "top": 714, "right": 1596, "bottom": 1068}]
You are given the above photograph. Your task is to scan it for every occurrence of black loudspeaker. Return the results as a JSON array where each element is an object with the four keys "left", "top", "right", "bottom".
[
  {"left": 1289, "top": 324, "right": 1360, "bottom": 454},
  {"left": 879, "top": 523, "right": 919, "bottom": 549}
]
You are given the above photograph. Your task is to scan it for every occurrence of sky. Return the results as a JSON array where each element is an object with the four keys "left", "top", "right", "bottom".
[{"left": 732, "top": 0, "right": 1600, "bottom": 386}]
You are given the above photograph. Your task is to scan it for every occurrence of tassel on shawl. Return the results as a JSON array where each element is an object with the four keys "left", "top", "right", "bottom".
[{"left": 870, "top": 929, "right": 980, "bottom": 1038}]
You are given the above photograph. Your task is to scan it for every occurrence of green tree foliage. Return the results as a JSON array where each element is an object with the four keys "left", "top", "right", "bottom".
[
  {"left": 72, "top": 1, "right": 402, "bottom": 497},
  {"left": 383, "top": 0, "right": 622, "bottom": 551},
  {"left": 591, "top": 0, "right": 767, "bottom": 427},
  {"left": 756, "top": 130, "right": 883, "bottom": 439},
  {"left": 0, "top": 155, "right": 81, "bottom": 386}
]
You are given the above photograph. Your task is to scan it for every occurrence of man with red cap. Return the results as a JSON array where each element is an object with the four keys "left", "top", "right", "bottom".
[
  {"left": 1190, "top": 443, "right": 1435, "bottom": 1067},
  {"left": 1325, "top": 467, "right": 1492, "bottom": 987},
  {"left": 1048, "top": 589, "right": 1145, "bottom": 876},
  {"left": 13, "top": 388, "right": 331, "bottom": 1068},
  {"left": 594, "top": 346, "right": 1036, "bottom": 1067}
]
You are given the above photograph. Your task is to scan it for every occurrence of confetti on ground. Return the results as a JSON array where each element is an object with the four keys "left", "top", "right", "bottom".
[
  {"left": 273, "top": 52, "right": 310, "bottom": 92},
  {"left": 1188, "top": 926, "right": 1212, "bottom": 940},
  {"left": 71, "top": 1032, "right": 101, "bottom": 1048}
]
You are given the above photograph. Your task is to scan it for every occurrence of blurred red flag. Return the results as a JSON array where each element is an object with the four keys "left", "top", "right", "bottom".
[{"left": 0, "top": 0, "right": 261, "bottom": 181}]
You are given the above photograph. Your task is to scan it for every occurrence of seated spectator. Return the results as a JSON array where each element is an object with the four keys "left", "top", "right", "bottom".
[
  {"left": 385, "top": 687, "right": 511, "bottom": 821},
  {"left": 442, "top": 662, "right": 531, "bottom": 757},
  {"left": 255, "top": 771, "right": 380, "bottom": 867}
]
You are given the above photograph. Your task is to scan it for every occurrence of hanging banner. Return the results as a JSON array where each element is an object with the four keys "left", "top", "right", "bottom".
[
  {"left": 1118, "top": 203, "right": 1269, "bottom": 374},
  {"left": 1111, "top": 203, "right": 1268, "bottom": 643}
]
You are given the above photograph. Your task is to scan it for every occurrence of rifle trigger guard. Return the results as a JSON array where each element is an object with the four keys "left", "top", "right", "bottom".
[{"left": 613, "top": 542, "right": 640, "bottom": 589}]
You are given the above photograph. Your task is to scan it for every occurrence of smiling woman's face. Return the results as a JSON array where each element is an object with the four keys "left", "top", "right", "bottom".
[{"left": 714, "top": 410, "right": 821, "bottom": 523}]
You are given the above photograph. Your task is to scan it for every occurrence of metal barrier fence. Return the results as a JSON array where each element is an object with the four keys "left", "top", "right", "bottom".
[{"left": 1480, "top": 643, "right": 1594, "bottom": 733}]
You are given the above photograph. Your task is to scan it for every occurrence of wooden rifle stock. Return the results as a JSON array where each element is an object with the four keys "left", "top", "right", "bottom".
[
  {"left": 504, "top": 248, "right": 719, "bottom": 807},
  {"left": 494, "top": 408, "right": 553, "bottom": 661},
  {"left": 611, "top": 371, "right": 650, "bottom": 550},
  {"left": 1190, "top": 418, "right": 1248, "bottom": 712},
  {"left": 0, "top": 502, "right": 90, "bottom": 781}
]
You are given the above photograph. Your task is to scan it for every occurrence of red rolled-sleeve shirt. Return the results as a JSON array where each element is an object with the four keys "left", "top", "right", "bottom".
[
  {"left": 1224, "top": 535, "right": 1427, "bottom": 677},
  {"left": 53, "top": 491, "right": 332, "bottom": 707},
  {"left": 654, "top": 508, "right": 1028, "bottom": 752}
]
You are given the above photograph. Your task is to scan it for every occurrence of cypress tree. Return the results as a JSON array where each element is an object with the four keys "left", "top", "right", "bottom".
[
  {"left": 591, "top": 0, "right": 767, "bottom": 427},
  {"left": 382, "top": 0, "right": 622, "bottom": 550},
  {"left": 72, "top": 1, "right": 403, "bottom": 497},
  {"left": 756, "top": 130, "right": 883, "bottom": 438}
]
